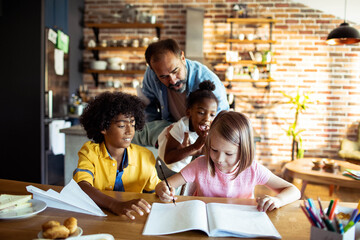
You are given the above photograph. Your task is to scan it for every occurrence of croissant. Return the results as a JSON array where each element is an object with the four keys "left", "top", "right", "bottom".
[
  {"left": 64, "top": 217, "right": 78, "bottom": 234},
  {"left": 43, "top": 225, "right": 70, "bottom": 239},
  {"left": 41, "top": 220, "right": 60, "bottom": 232}
]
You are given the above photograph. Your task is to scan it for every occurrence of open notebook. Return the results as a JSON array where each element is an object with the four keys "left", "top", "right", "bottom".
[{"left": 143, "top": 200, "right": 281, "bottom": 238}]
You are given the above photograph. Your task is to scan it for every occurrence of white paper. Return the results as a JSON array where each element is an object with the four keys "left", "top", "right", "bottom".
[
  {"left": 54, "top": 48, "right": 64, "bottom": 76},
  {"left": 49, "top": 120, "right": 71, "bottom": 155},
  {"left": 143, "top": 200, "right": 208, "bottom": 235},
  {"left": 207, "top": 203, "right": 281, "bottom": 238},
  {"left": 26, "top": 179, "right": 106, "bottom": 217},
  {"left": 143, "top": 200, "right": 281, "bottom": 239}
]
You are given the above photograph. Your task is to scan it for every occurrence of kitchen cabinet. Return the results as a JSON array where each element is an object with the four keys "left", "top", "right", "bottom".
[
  {"left": 224, "top": 18, "right": 277, "bottom": 86},
  {"left": 84, "top": 22, "right": 164, "bottom": 86}
]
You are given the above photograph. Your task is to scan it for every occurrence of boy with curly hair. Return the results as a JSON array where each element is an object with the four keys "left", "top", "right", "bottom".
[{"left": 73, "top": 91, "right": 161, "bottom": 220}]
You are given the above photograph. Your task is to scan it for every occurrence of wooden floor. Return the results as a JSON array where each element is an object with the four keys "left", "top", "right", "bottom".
[{"left": 255, "top": 178, "right": 360, "bottom": 203}]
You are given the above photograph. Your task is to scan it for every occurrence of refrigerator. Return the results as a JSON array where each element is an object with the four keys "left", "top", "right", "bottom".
[{"left": 43, "top": 27, "right": 70, "bottom": 185}]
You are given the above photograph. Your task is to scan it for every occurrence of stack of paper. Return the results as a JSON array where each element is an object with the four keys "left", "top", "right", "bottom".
[
  {"left": 342, "top": 169, "right": 360, "bottom": 180},
  {"left": 26, "top": 180, "right": 106, "bottom": 216}
]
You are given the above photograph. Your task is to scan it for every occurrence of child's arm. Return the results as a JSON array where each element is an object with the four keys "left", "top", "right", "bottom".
[
  {"left": 155, "top": 173, "right": 186, "bottom": 202},
  {"left": 163, "top": 133, "right": 205, "bottom": 164},
  {"left": 256, "top": 174, "right": 301, "bottom": 212},
  {"left": 78, "top": 181, "right": 151, "bottom": 220}
]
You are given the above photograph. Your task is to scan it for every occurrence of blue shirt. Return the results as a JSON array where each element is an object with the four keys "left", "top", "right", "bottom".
[{"left": 141, "top": 59, "right": 229, "bottom": 122}]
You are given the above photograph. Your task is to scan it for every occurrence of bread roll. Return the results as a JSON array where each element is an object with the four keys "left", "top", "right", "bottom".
[
  {"left": 43, "top": 225, "right": 70, "bottom": 239},
  {"left": 41, "top": 220, "right": 60, "bottom": 232},
  {"left": 64, "top": 217, "right": 78, "bottom": 234}
]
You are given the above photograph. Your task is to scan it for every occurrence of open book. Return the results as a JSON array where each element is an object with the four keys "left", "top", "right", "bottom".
[{"left": 143, "top": 200, "right": 281, "bottom": 238}]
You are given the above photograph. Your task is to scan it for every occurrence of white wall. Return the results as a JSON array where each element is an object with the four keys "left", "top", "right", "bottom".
[{"left": 294, "top": 0, "right": 360, "bottom": 24}]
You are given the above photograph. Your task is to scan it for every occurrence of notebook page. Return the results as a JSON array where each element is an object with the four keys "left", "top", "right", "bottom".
[
  {"left": 207, "top": 203, "right": 281, "bottom": 239},
  {"left": 143, "top": 200, "right": 209, "bottom": 235}
]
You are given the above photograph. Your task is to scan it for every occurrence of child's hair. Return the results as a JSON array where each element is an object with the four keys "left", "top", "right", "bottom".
[
  {"left": 205, "top": 111, "right": 255, "bottom": 177},
  {"left": 186, "top": 80, "right": 218, "bottom": 110},
  {"left": 80, "top": 91, "right": 145, "bottom": 143}
]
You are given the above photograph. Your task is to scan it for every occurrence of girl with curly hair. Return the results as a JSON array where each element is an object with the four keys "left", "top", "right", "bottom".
[{"left": 73, "top": 91, "right": 161, "bottom": 220}]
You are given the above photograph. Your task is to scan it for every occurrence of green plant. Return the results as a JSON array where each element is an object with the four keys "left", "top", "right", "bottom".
[{"left": 281, "top": 89, "right": 312, "bottom": 160}]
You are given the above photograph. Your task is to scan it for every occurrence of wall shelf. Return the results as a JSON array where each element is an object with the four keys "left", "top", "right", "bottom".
[
  {"left": 224, "top": 17, "right": 277, "bottom": 89},
  {"left": 84, "top": 22, "right": 162, "bottom": 86},
  {"left": 86, "top": 46, "right": 147, "bottom": 51}
]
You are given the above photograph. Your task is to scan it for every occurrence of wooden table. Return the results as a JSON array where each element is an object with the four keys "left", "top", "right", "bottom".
[
  {"left": 0, "top": 179, "right": 357, "bottom": 240},
  {"left": 282, "top": 158, "right": 360, "bottom": 198}
]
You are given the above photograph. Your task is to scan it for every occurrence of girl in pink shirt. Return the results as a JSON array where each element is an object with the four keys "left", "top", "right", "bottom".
[{"left": 155, "top": 111, "right": 301, "bottom": 212}]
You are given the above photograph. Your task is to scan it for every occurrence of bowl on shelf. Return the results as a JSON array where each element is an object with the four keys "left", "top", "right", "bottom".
[
  {"left": 107, "top": 57, "right": 122, "bottom": 65},
  {"left": 108, "top": 63, "right": 121, "bottom": 70},
  {"left": 90, "top": 60, "right": 107, "bottom": 70}
]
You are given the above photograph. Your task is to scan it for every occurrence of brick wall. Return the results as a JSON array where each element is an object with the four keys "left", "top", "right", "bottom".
[{"left": 83, "top": 0, "right": 360, "bottom": 174}]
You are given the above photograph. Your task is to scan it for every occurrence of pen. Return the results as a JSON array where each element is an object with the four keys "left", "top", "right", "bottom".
[
  {"left": 326, "top": 200, "right": 334, "bottom": 217},
  {"left": 157, "top": 160, "right": 176, "bottom": 206},
  {"left": 329, "top": 199, "right": 338, "bottom": 220},
  {"left": 343, "top": 209, "right": 358, "bottom": 232}
]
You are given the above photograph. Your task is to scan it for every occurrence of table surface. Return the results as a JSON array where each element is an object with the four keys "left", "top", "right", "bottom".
[
  {"left": 0, "top": 179, "right": 357, "bottom": 240},
  {"left": 283, "top": 158, "right": 360, "bottom": 189}
]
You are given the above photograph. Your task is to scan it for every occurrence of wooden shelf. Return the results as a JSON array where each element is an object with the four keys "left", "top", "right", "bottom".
[
  {"left": 227, "top": 18, "right": 277, "bottom": 24},
  {"left": 85, "top": 22, "right": 164, "bottom": 29},
  {"left": 226, "top": 39, "right": 276, "bottom": 44},
  {"left": 86, "top": 46, "right": 147, "bottom": 51},
  {"left": 226, "top": 60, "right": 276, "bottom": 65},
  {"left": 85, "top": 69, "right": 145, "bottom": 75},
  {"left": 224, "top": 78, "right": 275, "bottom": 82}
]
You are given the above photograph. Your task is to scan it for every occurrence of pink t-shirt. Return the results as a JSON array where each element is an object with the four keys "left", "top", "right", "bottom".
[{"left": 180, "top": 156, "right": 271, "bottom": 198}]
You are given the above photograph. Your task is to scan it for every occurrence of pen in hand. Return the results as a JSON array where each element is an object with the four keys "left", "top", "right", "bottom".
[{"left": 158, "top": 160, "right": 176, "bottom": 206}]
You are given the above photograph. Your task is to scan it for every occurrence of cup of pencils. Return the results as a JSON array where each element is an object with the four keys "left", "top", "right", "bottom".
[{"left": 300, "top": 198, "right": 359, "bottom": 240}]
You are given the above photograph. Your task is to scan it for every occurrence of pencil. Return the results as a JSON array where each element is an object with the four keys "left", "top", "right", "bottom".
[
  {"left": 317, "top": 197, "right": 325, "bottom": 217},
  {"left": 157, "top": 160, "right": 176, "bottom": 206}
]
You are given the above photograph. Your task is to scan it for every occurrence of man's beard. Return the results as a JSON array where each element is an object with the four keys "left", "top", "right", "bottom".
[{"left": 169, "top": 79, "right": 187, "bottom": 93}]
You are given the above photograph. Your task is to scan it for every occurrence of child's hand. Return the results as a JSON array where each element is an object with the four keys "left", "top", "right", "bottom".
[
  {"left": 111, "top": 198, "right": 151, "bottom": 220},
  {"left": 155, "top": 181, "right": 177, "bottom": 203},
  {"left": 256, "top": 195, "right": 282, "bottom": 212}
]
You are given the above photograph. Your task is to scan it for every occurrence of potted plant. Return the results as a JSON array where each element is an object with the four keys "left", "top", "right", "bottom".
[{"left": 282, "top": 89, "right": 312, "bottom": 160}]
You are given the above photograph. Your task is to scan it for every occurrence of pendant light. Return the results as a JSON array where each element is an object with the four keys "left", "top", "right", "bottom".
[{"left": 326, "top": 0, "right": 360, "bottom": 45}]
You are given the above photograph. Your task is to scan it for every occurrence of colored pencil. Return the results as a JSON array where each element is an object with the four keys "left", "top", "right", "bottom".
[{"left": 300, "top": 204, "right": 316, "bottom": 226}]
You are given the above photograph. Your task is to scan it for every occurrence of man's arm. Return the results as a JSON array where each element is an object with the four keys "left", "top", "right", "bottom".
[{"left": 141, "top": 68, "right": 162, "bottom": 121}]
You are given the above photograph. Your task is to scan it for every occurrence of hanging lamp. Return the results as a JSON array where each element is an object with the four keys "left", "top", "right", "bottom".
[{"left": 326, "top": 0, "right": 360, "bottom": 45}]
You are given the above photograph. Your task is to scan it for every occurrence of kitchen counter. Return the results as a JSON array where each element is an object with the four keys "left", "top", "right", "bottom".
[
  {"left": 60, "top": 125, "right": 89, "bottom": 185},
  {"left": 60, "top": 124, "right": 86, "bottom": 135}
]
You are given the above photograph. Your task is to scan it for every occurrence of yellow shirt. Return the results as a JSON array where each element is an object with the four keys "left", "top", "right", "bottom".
[{"left": 73, "top": 141, "right": 161, "bottom": 192}]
